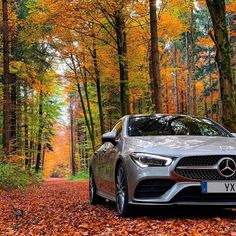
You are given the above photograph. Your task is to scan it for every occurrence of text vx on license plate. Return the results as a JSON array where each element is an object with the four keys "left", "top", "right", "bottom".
[{"left": 202, "top": 181, "right": 236, "bottom": 193}]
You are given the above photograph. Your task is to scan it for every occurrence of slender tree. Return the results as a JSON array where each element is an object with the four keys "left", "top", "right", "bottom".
[
  {"left": 35, "top": 88, "right": 43, "bottom": 173},
  {"left": 70, "top": 54, "right": 95, "bottom": 151},
  {"left": 24, "top": 86, "right": 31, "bottom": 168},
  {"left": 90, "top": 43, "right": 105, "bottom": 135},
  {"left": 173, "top": 43, "right": 179, "bottom": 113},
  {"left": 149, "top": 0, "right": 162, "bottom": 113},
  {"left": 87, "top": 1, "right": 131, "bottom": 116},
  {"left": 2, "top": 0, "right": 11, "bottom": 157},
  {"left": 114, "top": 9, "right": 130, "bottom": 115},
  {"left": 69, "top": 94, "right": 77, "bottom": 176},
  {"left": 206, "top": 0, "right": 236, "bottom": 131},
  {"left": 186, "top": 8, "right": 197, "bottom": 115}
]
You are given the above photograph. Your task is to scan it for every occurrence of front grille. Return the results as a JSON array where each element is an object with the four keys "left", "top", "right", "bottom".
[
  {"left": 134, "top": 179, "right": 175, "bottom": 199},
  {"left": 173, "top": 186, "right": 236, "bottom": 202},
  {"left": 177, "top": 156, "right": 230, "bottom": 166},
  {"left": 175, "top": 156, "right": 236, "bottom": 180}
]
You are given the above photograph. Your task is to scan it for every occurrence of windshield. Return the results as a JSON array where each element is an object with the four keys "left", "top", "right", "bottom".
[{"left": 128, "top": 116, "right": 230, "bottom": 137}]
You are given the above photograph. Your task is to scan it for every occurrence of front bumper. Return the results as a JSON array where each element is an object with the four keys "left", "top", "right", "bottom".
[
  {"left": 130, "top": 182, "right": 236, "bottom": 206},
  {"left": 125, "top": 158, "right": 236, "bottom": 206}
]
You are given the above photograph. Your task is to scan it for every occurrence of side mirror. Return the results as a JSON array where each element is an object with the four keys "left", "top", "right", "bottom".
[
  {"left": 232, "top": 133, "right": 236, "bottom": 137},
  {"left": 102, "top": 131, "right": 117, "bottom": 145}
]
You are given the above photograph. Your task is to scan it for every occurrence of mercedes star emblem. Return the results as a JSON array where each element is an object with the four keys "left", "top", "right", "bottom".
[{"left": 217, "top": 158, "right": 236, "bottom": 178}]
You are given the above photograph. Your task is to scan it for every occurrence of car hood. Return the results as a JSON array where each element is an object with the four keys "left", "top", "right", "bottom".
[{"left": 124, "top": 136, "right": 236, "bottom": 157}]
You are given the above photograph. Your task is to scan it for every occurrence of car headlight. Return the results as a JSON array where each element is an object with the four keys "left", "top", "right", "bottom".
[{"left": 130, "top": 153, "right": 173, "bottom": 167}]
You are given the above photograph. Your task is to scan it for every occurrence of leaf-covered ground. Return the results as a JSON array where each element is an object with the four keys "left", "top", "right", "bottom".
[{"left": 0, "top": 179, "right": 236, "bottom": 236}]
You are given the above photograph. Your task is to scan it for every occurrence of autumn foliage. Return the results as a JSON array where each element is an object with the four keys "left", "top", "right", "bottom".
[{"left": 0, "top": 0, "right": 236, "bottom": 176}]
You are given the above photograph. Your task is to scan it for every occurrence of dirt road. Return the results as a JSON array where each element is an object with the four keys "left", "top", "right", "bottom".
[{"left": 0, "top": 179, "right": 235, "bottom": 235}]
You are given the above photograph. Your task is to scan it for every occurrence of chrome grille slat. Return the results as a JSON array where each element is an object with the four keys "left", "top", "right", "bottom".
[
  {"left": 175, "top": 156, "right": 236, "bottom": 180},
  {"left": 177, "top": 165, "right": 217, "bottom": 170}
]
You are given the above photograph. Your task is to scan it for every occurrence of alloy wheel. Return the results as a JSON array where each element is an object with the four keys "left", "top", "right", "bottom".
[
  {"left": 116, "top": 163, "right": 132, "bottom": 216},
  {"left": 116, "top": 166, "right": 126, "bottom": 213}
]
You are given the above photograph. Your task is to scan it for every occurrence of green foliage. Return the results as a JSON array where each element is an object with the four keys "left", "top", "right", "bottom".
[
  {"left": 0, "top": 163, "right": 43, "bottom": 191},
  {"left": 68, "top": 171, "right": 89, "bottom": 181}
]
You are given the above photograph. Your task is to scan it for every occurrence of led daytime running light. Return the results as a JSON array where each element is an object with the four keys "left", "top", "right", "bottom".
[{"left": 131, "top": 153, "right": 173, "bottom": 167}]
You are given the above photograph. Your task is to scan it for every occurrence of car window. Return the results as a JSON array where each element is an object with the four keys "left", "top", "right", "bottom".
[{"left": 128, "top": 116, "right": 230, "bottom": 137}]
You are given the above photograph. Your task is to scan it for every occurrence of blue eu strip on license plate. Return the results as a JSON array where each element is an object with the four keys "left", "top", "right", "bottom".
[{"left": 201, "top": 181, "right": 207, "bottom": 193}]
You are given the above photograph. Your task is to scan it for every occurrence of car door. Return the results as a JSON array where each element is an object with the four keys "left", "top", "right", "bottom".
[
  {"left": 92, "top": 142, "right": 109, "bottom": 192},
  {"left": 102, "top": 121, "right": 123, "bottom": 195}
]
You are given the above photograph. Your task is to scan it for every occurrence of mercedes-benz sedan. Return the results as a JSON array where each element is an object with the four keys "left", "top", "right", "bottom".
[{"left": 89, "top": 115, "right": 236, "bottom": 216}]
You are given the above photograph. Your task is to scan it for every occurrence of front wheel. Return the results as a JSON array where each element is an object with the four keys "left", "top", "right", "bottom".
[{"left": 116, "top": 163, "right": 132, "bottom": 217}]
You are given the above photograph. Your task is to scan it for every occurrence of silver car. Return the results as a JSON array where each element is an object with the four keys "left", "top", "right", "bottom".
[{"left": 89, "top": 115, "right": 236, "bottom": 216}]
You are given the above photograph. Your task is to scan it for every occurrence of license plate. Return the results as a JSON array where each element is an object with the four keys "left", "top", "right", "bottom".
[{"left": 201, "top": 181, "right": 236, "bottom": 193}]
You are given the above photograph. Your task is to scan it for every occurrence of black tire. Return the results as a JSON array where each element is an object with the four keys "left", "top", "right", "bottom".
[
  {"left": 89, "top": 170, "right": 103, "bottom": 205},
  {"left": 116, "top": 163, "right": 133, "bottom": 217}
]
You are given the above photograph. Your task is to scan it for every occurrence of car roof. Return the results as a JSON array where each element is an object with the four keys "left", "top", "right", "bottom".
[{"left": 127, "top": 114, "right": 207, "bottom": 119}]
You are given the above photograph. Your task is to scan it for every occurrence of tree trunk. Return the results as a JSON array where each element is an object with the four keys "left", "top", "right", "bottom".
[
  {"left": 204, "top": 81, "right": 208, "bottom": 117},
  {"left": 76, "top": 81, "right": 95, "bottom": 151},
  {"left": 92, "top": 45, "right": 105, "bottom": 135},
  {"left": 180, "top": 91, "right": 185, "bottom": 114},
  {"left": 42, "top": 144, "right": 46, "bottom": 171},
  {"left": 208, "top": 47, "right": 214, "bottom": 118},
  {"left": 35, "top": 89, "right": 43, "bottom": 173},
  {"left": 70, "top": 96, "right": 77, "bottom": 176},
  {"left": 70, "top": 54, "right": 95, "bottom": 151},
  {"left": 149, "top": 0, "right": 162, "bottom": 113},
  {"left": 83, "top": 69, "right": 95, "bottom": 148},
  {"left": 185, "top": 32, "right": 191, "bottom": 115},
  {"left": 206, "top": 0, "right": 236, "bottom": 131},
  {"left": 24, "top": 86, "right": 31, "bottom": 168},
  {"left": 114, "top": 10, "right": 130, "bottom": 116},
  {"left": 189, "top": 11, "right": 197, "bottom": 115},
  {"left": 165, "top": 80, "right": 169, "bottom": 113},
  {"left": 16, "top": 80, "right": 23, "bottom": 155},
  {"left": 2, "top": 0, "right": 11, "bottom": 157},
  {"left": 9, "top": 74, "right": 17, "bottom": 154},
  {"left": 228, "top": 10, "right": 236, "bottom": 81},
  {"left": 30, "top": 139, "right": 34, "bottom": 164},
  {"left": 29, "top": 90, "right": 35, "bottom": 163},
  {"left": 173, "top": 43, "right": 179, "bottom": 114},
  {"left": 186, "top": 10, "right": 197, "bottom": 115}
]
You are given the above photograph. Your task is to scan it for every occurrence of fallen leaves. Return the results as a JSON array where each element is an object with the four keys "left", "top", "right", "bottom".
[{"left": 0, "top": 179, "right": 236, "bottom": 235}]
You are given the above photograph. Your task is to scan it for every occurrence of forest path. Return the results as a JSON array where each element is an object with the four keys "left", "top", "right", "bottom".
[{"left": 0, "top": 180, "right": 236, "bottom": 236}]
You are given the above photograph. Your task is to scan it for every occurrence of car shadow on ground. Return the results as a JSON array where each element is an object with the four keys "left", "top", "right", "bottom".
[
  {"left": 135, "top": 206, "right": 236, "bottom": 219},
  {"left": 102, "top": 201, "right": 236, "bottom": 219}
]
